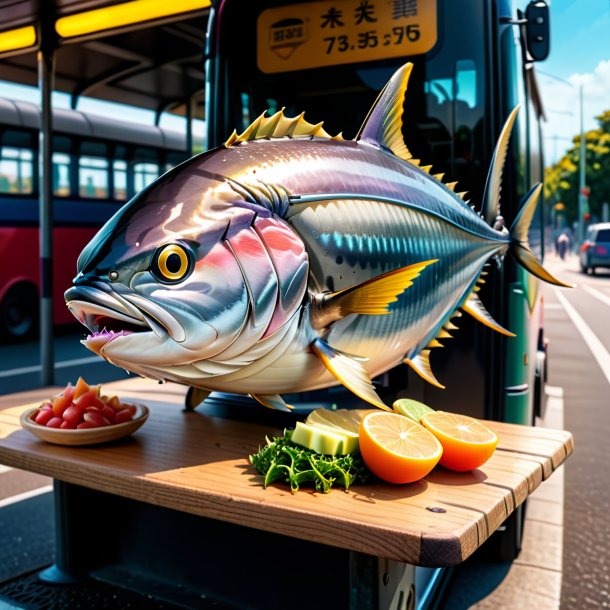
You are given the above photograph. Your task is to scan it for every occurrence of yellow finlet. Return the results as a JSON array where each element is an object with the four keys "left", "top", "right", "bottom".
[
  {"left": 404, "top": 350, "right": 445, "bottom": 389},
  {"left": 433, "top": 173, "right": 445, "bottom": 181},
  {"left": 250, "top": 394, "right": 294, "bottom": 412},
  {"left": 311, "top": 339, "right": 391, "bottom": 411},
  {"left": 445, "top": 181, "right": 458, "bottom": 191},
  {"left": 461, "top": 293, "right": 515, "bottom": 337},
  {"left": 427, "top": 339, "right": 444, "bottom": 349},
  {"left": 225, "top": 108, "right": 335, "bottom": 147},
  {"left": 311, "top": 259, "right": 438, "bottom": 329}
]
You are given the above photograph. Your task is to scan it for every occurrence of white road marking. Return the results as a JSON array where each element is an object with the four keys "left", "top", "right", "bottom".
[
  {"left": 0, "top": 465, "right": 12, "bottom": 474},
  {"left": 582, "top": 284, "right": 610, "bottom": 308},
  {"left": 545, "top": 303, "right": 563, "bottom": 310},
  {"left": 555, "top": 289, "right": 610, "bottom": 386},
  {"left": 0, "top": 355, "right": 102, "bottom": 379},
  {"left": 0, "top": 485, "right": 53, "bottom": 509}
]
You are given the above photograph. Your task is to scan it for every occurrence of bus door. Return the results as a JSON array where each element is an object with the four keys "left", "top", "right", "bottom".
[{"left": 206, "top": 0, "right": 509, "bottom": 423}]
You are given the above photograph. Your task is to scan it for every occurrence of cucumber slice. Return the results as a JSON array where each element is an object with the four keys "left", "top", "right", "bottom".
[
  {"left": 290, "top": 421, "right": 352, "bottom": 455},
  {"left": 306, "top": 408, "right": 374, "bottom": 435},
  {"left": 392, "top": 398, "right": 435, "bottom": 423}
]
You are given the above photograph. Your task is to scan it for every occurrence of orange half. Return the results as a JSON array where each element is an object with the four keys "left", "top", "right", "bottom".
[
  {"left": 359, "top": 412, "right": 442, "bottom": 484},
  {"left": 420, "top": 411, "right": 498, "bottom": 471}
]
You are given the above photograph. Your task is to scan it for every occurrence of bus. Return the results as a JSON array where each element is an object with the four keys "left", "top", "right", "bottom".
[
  {"left": 204, "top": 0, "right": 549, "bottom": 601},
  {"left": 0, "top": 99, "right": 188, "bottom": 340}
]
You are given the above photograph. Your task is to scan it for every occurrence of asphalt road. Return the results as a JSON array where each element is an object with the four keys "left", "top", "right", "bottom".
[
  {"left": 1, "top": 253, "right": 609, "bottom": 608},
  {"left": 542, "top": 254, "right": 610, "bottom": 610}
]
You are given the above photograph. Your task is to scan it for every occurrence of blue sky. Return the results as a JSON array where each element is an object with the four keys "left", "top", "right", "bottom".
[{"left": 537, "top": 0, "right": 610, "bottom": 164}]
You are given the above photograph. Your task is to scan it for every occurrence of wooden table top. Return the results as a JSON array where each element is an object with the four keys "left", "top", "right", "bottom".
[{"left": 0, "top": 378, "right": 573, "bottom": 567}]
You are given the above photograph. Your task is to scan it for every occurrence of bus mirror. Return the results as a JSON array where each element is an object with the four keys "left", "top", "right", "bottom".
[{"left": 525, "top": 1, "right": 550, "bottom": 62}]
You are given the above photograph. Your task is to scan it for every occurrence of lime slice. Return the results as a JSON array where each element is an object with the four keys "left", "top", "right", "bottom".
[
  {"left": 306, "top": 408, "right": 374, "bottom": 435},
  {"left": 291, "top": 421, "right": 354, "bottom": 455},
  {"left": 392, "top": 398, "right": 435, "bottom": 423}
]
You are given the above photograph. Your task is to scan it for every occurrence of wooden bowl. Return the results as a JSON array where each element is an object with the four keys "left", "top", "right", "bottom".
[{"left": 20, "top": 404, "right": 149, "bottom": 446}]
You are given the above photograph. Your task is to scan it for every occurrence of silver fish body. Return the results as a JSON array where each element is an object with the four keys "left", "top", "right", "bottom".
[{"left": 66, "top": 63, "right": 567, "bottom": 410}]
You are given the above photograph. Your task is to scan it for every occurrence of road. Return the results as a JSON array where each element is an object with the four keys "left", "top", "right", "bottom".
[
  {"left": 544, "top": 254, "right": 610, "bottom": 609},
  {"left": 0, "top": 254, "right": 609, "bottom": 608}
]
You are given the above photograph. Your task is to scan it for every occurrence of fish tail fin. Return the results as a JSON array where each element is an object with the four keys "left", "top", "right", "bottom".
[{"left": 509, "top": 184, "right": 573, "bottom": 288}]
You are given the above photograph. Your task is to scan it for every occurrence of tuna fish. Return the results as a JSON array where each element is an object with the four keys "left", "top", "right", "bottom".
[{"left": 65, "top": 63, "right": 569, "bottom": 411}]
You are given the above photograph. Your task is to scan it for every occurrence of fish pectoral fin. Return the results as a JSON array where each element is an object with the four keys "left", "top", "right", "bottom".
[
  {"left": 250, "top": 394, "right": 294, "bottom": 412},
  {"left": 404, "top": 350, "right": 445, "bottom": 389},
  {"left": 311, "top": 259, "right": 437, "bottom": 329},
  {"left": 185, "top": 387, "right": 211, "bottom": 411},
  {"left": 461, "top": 293, "right": 515, "bottom": 337},
  {"left": 311, "top": 339, "right": 391, "bottom": 411},
  {"left": 356, "top": 62, "right": 415, "bottom": 164}
]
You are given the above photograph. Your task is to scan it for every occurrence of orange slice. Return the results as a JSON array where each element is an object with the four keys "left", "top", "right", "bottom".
[
  {"left": 420, "top": 411, "right": 498, "bottom": 471},
  {"left": 359, "top": 412, "right": 443, "bottom": 484}
]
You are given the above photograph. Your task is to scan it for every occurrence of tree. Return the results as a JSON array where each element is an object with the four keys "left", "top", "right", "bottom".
[{"left": 544, "top": 110, "right": 610, "bottom": 225}]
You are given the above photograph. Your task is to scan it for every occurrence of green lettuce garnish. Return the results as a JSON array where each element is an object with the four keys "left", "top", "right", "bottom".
[{"left": 249, "top": 431, "right": 371, "bottom": 494}]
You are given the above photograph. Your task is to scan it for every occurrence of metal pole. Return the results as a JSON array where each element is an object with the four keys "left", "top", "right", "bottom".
[
  {"left": 38, "top": 35, "right": 55, "bottom": 386},
  {"left": 578, "top": 84, "right": 586, "bottom": 246}
]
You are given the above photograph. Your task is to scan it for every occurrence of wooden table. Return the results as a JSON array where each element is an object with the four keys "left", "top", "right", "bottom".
[{"left": 0, "top": 378, "right": 573, "bottom": 608}]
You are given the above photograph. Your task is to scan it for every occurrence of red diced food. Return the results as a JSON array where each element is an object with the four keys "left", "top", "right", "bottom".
[
  {"left": 76, "top": 421, "right": 97, "bottom": 429},
  {"left": 101, "top": 405, "right": 116, "bottom": 423},
  {"left": 62, "top": 405, "right": 85, "bottom": 426},
  {"left": 35, "top": 408, "right": 55, "bottom": 425},
  {"left": 33, "top": 378, "right": 139, "bottom": 429},
  {"left": 46, "top": 417, "right": 64, "bottom": 428},
  {"left": 114, "top": 408, "right": 135, "bottom": 424},
  {"left": 83, "top": 411, "right": 111, "bottom": 427}
]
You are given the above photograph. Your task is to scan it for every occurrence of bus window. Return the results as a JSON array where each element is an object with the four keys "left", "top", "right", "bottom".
[
  {"left": 79, "top": 156, "right": 109, "bottom": 198},
  {"left": 134, "top": 162, "right": 159, "bottom": 191},
  {"left": 0, "top": 146, "right": 33, "bottom": 194},
  {"left": 53, "top": 153, "right": 71, "bottom": 197},
  {"left": 113, "top": 160, "right": 128, "bottom": 200}
]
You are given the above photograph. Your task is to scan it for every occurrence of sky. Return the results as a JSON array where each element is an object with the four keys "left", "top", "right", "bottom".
[{"left": 537, "top": 0, "right": 610, "bottom": 165}]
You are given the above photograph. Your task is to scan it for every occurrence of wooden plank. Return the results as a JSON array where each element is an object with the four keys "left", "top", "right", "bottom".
[{"left": 0, "top": 380, "right": 573, "bottom": 567}]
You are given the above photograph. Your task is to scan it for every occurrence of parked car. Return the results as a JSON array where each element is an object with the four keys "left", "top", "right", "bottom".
[{"left": 580, "top": 223, "right": 610, "bottom": 274}]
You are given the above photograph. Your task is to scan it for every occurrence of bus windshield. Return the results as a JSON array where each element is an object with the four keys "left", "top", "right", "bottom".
[{"left": 210, "top": 0, "right": 490, "bottom": 202}]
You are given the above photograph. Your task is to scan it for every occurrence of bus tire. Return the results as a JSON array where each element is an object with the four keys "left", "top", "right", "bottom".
[{"left": 0, "top": 283, "right": 39, "bottom": 341}]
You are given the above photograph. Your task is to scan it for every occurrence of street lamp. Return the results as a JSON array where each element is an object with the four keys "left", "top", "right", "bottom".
[{"left": 538, "top": 70, "right": 586, "bottom": 245}]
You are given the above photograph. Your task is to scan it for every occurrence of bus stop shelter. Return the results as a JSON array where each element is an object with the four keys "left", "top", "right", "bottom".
[{"left": 0, "top": 0, "right": 210, "bottom": 384}]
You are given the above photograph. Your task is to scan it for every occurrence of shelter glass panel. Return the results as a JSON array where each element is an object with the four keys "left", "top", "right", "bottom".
[
  {"left": 79, "top": 156, "right": 109, "bottom": 198},
  {"left": 134, "top": 162, "right": 159, "bottom": 192},
  {"left": 53, "top": 152, "right": 71, "bottom": 197},
  {"left": 113, "top": 160, "right": 128, "bottom": 201},
  {"left": 0, "top": 147, "right": 33, "bottom": 194}
]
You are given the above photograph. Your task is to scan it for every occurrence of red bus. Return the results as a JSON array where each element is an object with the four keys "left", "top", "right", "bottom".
[{"left": 0, "top": 99, "right": 187, "bottom": 340}]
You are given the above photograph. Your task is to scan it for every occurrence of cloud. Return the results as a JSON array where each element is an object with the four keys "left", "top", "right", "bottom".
[{"left": 539, "top": 59, "right": 610, "bottom": 165}]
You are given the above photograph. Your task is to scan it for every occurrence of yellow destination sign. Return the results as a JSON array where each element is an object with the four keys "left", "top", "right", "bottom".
[{"left": 257, "top": 0, "right": 437, "bottom": 74}]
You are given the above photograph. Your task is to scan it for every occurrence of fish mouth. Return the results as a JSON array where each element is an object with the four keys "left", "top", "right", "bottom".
[{"left": 65, "top": 283, "right": 171, "bottom": 356}]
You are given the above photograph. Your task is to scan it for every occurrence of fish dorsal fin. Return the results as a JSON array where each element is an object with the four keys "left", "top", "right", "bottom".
[
  {"left": 404, "top": 350, "right": 445, "bottom": 389},
  {"left": 461, "top": 292, "right": 515, "bottom": 337},
  {"left": 311, "top": 259, "right": 437, "bottom": 329},
  {"left": 311, "top": 339, "right": 391, "bottom": 411},
  {"left": 481, "top": 106, "right": 520, "bottom": 225},
  {"left": 225, "top": 108, "right": 333, "bottom": 147},
  {"left": 356, "top": 62, "right": 414, "bottom": 163}
]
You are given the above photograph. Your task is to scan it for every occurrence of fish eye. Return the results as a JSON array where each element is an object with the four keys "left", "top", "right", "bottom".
[{"left": 152, "top": 243, "right": 193, "bottom": 283}]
